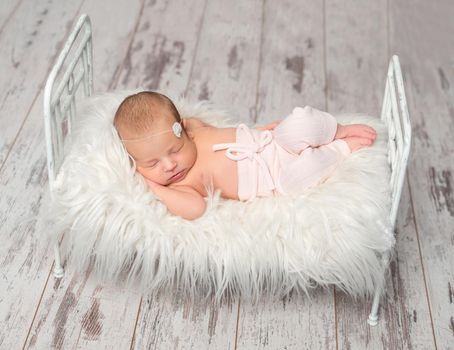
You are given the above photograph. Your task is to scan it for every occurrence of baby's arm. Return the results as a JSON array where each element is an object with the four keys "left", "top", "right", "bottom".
[{"left": 146, "top": 180, "right": 207, "bottom": 220}]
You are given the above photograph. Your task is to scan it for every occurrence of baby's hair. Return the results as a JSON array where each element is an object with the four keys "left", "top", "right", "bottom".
[{"left": 114, "top": 91, "right": 181, "bottom": 134}]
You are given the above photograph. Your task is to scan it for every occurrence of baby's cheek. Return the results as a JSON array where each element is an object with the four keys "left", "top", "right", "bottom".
[
  {"left": 136, "top": 167, "right": 150, "bottom": 179},
  {"left": 137, "top": 167, "right": 162, "bottom": 184}
]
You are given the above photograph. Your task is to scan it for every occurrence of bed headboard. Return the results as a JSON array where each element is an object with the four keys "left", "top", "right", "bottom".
[
  {"left": 381, "top": 55, "right": 412, "bottom": 230},
  {"left": 43, "top": 14, "right": 93, "bottom": 190}
]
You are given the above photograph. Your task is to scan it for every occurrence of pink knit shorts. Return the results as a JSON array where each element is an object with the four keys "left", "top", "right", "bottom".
[{"left": 212, "top": 106, "right": 351, "bottom": 201}]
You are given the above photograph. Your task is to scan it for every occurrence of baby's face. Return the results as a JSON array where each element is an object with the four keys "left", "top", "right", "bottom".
[{"left": 123, "top": 120, "right": 197, "bottom": 186}]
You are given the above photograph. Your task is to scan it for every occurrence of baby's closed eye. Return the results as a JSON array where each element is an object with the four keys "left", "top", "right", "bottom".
[
  {"left": 146, "top": 160, "right": 159, "bottom": 168},
  {"left": 171, "top": 141, "right": 185, "bottom": 153}
]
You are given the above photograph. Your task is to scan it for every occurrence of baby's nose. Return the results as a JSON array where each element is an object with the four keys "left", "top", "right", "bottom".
[{"left": 163, "top": 158, "right": 177, "bottom": 171}]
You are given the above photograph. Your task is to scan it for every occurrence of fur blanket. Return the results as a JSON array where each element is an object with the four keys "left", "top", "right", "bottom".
[{"left": 48, "top": 91, "right": 395, "bottom": 304}]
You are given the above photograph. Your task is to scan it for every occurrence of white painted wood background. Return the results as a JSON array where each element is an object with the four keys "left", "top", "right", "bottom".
[{"left": 0, "top": 0, "right": 453, "bottom": 348}]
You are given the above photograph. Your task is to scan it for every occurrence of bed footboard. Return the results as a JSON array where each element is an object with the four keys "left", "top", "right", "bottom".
[
  {"left": 368, "top": 55, "right": 412, "bottom": 326},
  {"left": 381, "top": 55, "right": 412, "bottom": 230}
]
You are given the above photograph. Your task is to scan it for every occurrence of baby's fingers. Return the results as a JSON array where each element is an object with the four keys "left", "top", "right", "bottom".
[
  {"left": 362, "top": 125, "right": 377, "bottom": 134},
  {"left": 357, "top": 124, "right": 377, "bottom": 139}
]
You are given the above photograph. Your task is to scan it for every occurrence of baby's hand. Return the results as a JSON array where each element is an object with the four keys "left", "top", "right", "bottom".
[
  {"left": 143, "top": 176, "right": 206, "bottom": 220},
  {"left": 144, "top": 177, "right": 164, "bottom": 194}
]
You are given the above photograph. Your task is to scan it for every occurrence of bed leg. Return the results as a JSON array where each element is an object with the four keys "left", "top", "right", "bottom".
[
  {"left": 53, "top": 241, "right": 64, "bottom": 278},
  {"left": 367, "top": 251, "right": 390, "bottom": 326},
  {"left": 367, "top": 286, "right": 381, "bottom": 326}
]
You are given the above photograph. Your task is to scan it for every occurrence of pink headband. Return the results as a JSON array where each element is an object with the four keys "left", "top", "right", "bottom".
[{"left": 120, "top": 121, "right": 182, "bottom": 143}]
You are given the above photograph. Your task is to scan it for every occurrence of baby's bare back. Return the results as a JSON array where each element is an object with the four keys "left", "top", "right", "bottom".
[{"left": 174, "top": 120, "right": 239, "bottom": 199}]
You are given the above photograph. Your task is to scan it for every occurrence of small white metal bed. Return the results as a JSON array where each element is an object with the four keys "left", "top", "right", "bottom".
[{"left": 43, "top": 14, "right": 411, "bottom": 326}]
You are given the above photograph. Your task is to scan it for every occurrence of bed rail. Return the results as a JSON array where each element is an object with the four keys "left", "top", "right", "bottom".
[{"left": 43, "top": 14, "right": 93, "bottom": 190}]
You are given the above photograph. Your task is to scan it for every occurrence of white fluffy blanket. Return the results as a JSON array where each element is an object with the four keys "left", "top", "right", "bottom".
[{"left": 48, "top": 91, "right": 395, "bottom": 303}]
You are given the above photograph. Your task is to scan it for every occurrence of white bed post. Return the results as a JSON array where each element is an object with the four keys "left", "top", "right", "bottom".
[
  {"left": 53, "top": 241, "right": 65, "bottom": 278},
  {"left": 43, "top": 14, "right": 93, "bottom": 279},
  {"left": 367, "top": 251, "right": 390, "bottom": 326},
  {"left": 367, "top": 55, "right": 412, "bottom": 326}
]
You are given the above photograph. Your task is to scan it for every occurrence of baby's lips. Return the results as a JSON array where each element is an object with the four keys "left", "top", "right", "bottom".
[{"left": 168, "top": 169, "right": 186, "bottom": 182}]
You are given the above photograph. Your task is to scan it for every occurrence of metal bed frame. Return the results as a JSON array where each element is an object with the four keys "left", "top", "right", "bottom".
[
  {"left": 43, "top": 14, "right": 411, "bottom": 326},
  {"left": 368, "top": 53, "right": 412, "bottom": 325},
  {"left": 43, "top": 14, "right": 93, "bottom": 279}
]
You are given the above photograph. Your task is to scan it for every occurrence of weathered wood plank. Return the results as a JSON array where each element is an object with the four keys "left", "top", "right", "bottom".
[
  {"left": 22, "top": 0, "right": 146, "bottom": 347},
  {"left": 256, "top": 0, "right": 327, "bottom": 123},
  {"left": 0, "top": 0, "right": 83, "bottom": 166},
  {"left": 325, "top": 0, "right": 387, "bottom": 116},
  {"left": 132, "top": 293, "right": 238, "bottom": 349},
  {"left": 0, "top": 1, "right": 143, "bottom": 348},
  {"left": 324, "top": 0, "right": 433, "bottom": 348},
  {"left": 113, "top": 0, "right": 206, "bottom": 97},
  {"left": 25, "top": 268, "right": 141, "bottom": 349},
  {"left": 236, "top": 1, "right": 336, "bottom": 349},
  {"left": 237, "top": 290, "right": 336, "bottom": 349},
  {"left": 185, "top": 0, "right": 263, "bottom": 122},
  {"left": 108, "top": 0, "right": 239, "bottom": 347},
  {"left": 0, "top": 1, "right": 85, "bottom": 348},
  {"left": 0, "top": 0, "right": 23, "bottom": 36},
  {"left": 390, "top": 0, "right": 454, "bottom": 347},
  {"left": 123, "top": 0, "right": 256, "bottom": 347},
  {"left": 335, "top": 182, "right": 435, "bottom": 349},
  {"left": 384, "top": 183, "right": 436, "bottom": 348}
]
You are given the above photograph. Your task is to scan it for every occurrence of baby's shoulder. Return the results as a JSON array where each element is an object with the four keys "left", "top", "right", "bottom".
[{"left": 184, "top": 117, "right": 211, "bottom": 130}]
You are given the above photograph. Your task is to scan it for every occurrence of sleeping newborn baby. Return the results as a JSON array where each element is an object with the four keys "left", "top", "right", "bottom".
[{"left": 114, "top": 91, "right": 377, "bottom": 220}]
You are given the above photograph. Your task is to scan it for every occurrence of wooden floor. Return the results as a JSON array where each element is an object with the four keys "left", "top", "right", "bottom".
[{"left": 1, "top": 0, "right": 453, "bottom": 348}]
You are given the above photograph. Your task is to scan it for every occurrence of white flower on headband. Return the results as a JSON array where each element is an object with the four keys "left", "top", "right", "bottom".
[{"left": 172, "top": 122, "right": 182, "bottom": 138}]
